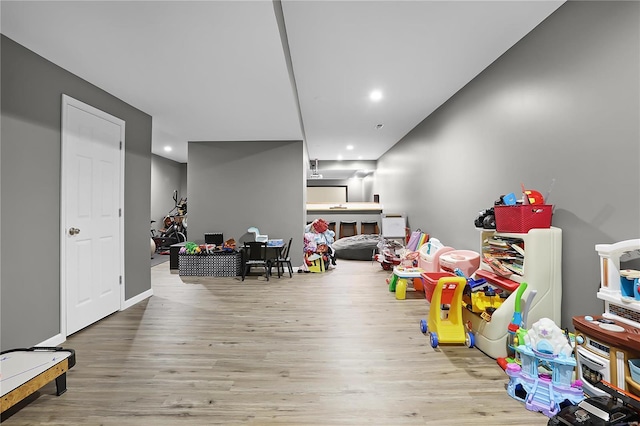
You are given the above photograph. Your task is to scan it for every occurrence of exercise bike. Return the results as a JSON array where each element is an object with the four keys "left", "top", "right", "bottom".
[{"left": 152, "top": 191, "right": 187, "bottom": 252}]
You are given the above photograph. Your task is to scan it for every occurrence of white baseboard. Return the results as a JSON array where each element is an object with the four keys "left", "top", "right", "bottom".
[
  {"left": 122, "top": 288, "right": 153, "bottom": 310},
  {"left": 38, "top": 333, "right": 66, "bottom": 347},
  {"left": 32, "top": 290, "right": 153, "bottom": 349}
]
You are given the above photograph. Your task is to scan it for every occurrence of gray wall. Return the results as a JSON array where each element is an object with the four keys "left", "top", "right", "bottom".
[
  {"left": 188, "top": 141, "right": 305, "bottom": 266},
  {"left": 151, "top": 154, "right": 187, "bottom": 227},
  {"left": 374, "top": 1, "right": 639, "bottom": 329},
  {"left": 1, "top": 35, "right": 152, "bottom": 350},
  {"left": 363, "top": 175, "right": 375, "bottom": 203}
]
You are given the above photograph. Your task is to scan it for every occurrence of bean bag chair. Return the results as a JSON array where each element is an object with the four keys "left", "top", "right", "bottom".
[{"left": 333, "top": 234, "right": 380, "bottom": 261}]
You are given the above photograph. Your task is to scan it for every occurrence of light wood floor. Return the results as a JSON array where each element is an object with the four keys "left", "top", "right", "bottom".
[{"left": 2, "top": 260, "right": 550, "bottom": 425}]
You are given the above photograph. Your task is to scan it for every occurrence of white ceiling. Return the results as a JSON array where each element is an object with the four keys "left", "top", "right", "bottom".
[{"left": 1, "top": 0, "right": 564, "bottom": 175}]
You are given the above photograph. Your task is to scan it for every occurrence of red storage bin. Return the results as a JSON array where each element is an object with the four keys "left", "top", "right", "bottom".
[
  {"left": 494, "top": 204, "right": 553, "bottom": 233},
  {"left": 421, "top": 272, "right": 455, "bottom": 303}
]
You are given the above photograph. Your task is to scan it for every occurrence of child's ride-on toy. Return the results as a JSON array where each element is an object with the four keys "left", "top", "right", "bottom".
[{"left": 420, "top": 276, "right": 475, "bottom": 348}]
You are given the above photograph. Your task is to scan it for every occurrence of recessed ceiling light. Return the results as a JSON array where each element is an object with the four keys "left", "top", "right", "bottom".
[
  {"left": 358, "top": 156, "right": 363, "bottom": 160},
  {"left": 369, "top": 90, "right": 383, "bottom": 102},
  {"left": 164, "top": 146, "right": 173, "bottom": 152},
  {"left": 375, "top": 124, "right": 384, "bottom": 130},
  {"left": 346, "top": 145, "right": 354, "bottom": 150},
  {"left": 337, "top": 154, "right": 343, "bottom": 161}
]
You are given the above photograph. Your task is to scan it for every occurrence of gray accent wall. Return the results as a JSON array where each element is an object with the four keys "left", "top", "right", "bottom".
[
  {"left": 1, "top": 35, "right": 152, "bottom": 350},
  {"left": 373, "top": 1, "right": 640, "bottom": 329},
  {"left": 188, "top": 141, "right": 305, "bottom": 266}
]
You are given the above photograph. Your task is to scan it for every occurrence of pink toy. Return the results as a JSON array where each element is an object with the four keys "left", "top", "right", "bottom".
[
  {"left": 418, "top": 238, "right": 454, "bottom": 272},
  {"left": 439, "top": 249, "right": 480, "bottom": 277}
]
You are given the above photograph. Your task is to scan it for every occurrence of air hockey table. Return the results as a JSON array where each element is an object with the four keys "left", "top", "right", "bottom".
[{"left": 1, "top": 347, "right": 76, "bottom": 413}]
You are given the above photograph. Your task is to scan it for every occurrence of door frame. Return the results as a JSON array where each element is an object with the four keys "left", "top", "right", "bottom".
[{"left": 60, "top": 94, "right": 125, "bottom": 339}]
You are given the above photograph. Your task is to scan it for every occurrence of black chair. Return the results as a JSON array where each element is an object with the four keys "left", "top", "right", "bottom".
[
  {"left": 271, "top": 238, "right": 293, "bottom": 278},
  {"left": 241, "top": 241, "right": 270, "bottom": 281}
]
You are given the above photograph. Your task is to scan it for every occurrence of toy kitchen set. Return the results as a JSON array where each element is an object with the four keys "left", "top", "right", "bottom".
[{"left": 573, "top": 239, "right": 640, "bottom": 398}]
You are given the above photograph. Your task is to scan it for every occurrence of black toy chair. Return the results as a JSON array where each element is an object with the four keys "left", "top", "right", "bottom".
[{"left": 242, "top": 241, "right": 270, "bottom": 281}]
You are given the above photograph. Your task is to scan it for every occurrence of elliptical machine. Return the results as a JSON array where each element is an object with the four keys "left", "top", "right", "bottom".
[{"left": 152, "top": 190, "right": 187, "bottom": 252}]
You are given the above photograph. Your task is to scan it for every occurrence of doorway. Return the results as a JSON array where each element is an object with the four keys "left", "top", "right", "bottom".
[{"left": 61, "top": 95, "right": 125, "bottom": 336}]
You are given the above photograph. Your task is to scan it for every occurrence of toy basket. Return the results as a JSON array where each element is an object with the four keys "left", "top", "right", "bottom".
[
  {"left": 421, "top": 272, "right": 455, "bottom": 303},
  {"left": 494, "top": 204, "right": 553, "bottom": 233},
  {"left": 629, "top": 359, "right": 640, "bottom": 384}
]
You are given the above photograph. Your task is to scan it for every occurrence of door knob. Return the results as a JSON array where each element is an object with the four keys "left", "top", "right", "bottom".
[{"left": 68, "top": 227, "right": 80, "bottom": 236}]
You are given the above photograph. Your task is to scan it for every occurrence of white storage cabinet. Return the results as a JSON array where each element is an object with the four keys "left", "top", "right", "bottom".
[{"left": 463, "top": 227, "right": 562, "bottom": 359}]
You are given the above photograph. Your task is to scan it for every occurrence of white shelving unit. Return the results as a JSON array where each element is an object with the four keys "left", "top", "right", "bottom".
[
  {"left": 463, "top": 227, "right": 562, "bottom": 359},
  {"left": 596, "top": 239, "right": 640, "bottom": 326}
]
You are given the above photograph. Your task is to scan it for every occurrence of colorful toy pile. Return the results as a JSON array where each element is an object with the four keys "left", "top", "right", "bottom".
[
  {"left": 299, "top": 218, "right": 336, "bottom": 273},
  {"left": 180, "top": 241, "right": 202, "bottom": 255},
  {"left": 179, "top": 238, "right": 238, "bottom": 256}
]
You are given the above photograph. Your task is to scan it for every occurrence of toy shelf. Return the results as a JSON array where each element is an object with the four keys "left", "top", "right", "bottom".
[
  {"left": 463, "top": 227, "right": 562, "bottom": 359},
  {"left": 481, "top": 234, "right": 525, "bottom": 277},
  {"left": 596, "top": 239, "right": 640, "bottom": 327}
]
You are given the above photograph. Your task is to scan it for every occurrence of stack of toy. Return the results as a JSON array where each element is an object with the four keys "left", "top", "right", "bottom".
[
  {"left": 180, "top": 241, "right": 202, "bottom": 255},
  {"left": 299, "top": 218, "right": 336, "bottom": 273}
]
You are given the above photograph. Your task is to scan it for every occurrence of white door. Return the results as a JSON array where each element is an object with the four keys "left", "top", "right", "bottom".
[{"left": 61, "top": 95, "right": 124, "bottom": 336}]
